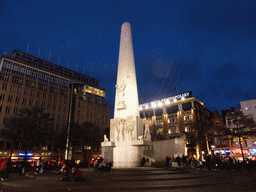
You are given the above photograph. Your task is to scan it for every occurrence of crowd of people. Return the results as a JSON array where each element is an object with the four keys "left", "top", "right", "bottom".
[
  {"left": 167, "top": 154, "right": 256, "bottom": 171},
  {"left": 58, "top": 163, "right": 83, "bottom": 182},
  {"left": 93, "top": 157, "right": 112, "bottom": 172}
]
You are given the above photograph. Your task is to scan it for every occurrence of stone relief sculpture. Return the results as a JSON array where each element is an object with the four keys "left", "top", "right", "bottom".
[
  {"left": 116, "top": 81, "right": 126, "bottom": 103},
  {"left": 104, "top": 134, "right": 109, "bottom": 142},
  {"left": 114, "top": 120, "right": 120, "bottom": 142},
  {"left": 120, "top": 119, "right": 126, "bottom": 141},
  {"left": 126, "top": 117, "right": 135, "bottom": 141},
  {"left": 116, "top": 81, "right": 126, "bottom": 109},
  {"left": 144, "top": 121, "right": 151, "bottom": 141}
]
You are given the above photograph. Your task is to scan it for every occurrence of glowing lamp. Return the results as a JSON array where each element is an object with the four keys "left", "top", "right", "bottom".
[
  {"left": 173, "top": 99, "right": 177, "bottom": 102},
  {"left": 151, "top": 103, "right": 156, "bottom": 108}
]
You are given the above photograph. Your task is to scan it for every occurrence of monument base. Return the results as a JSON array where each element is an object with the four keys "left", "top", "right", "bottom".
[
  {"left": 113, "top": 145, "right": 141, "bottom": 168},
  {"left": 102, "top": 140, "right": 153, "bottom": 168}
]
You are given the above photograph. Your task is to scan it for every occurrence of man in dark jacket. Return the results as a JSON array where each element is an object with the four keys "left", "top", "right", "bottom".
[
  {"left": 206, "top": 155, "right": 212, "bottom": 171},
  {"left": 165, "top": 156, "right": 170, "bottom": 167},
  {"left": 182, "top": 155, "right": 187, "bottom": 168},
  {"left": 176, "top": 155, "right": 181, "bottom": 167}
]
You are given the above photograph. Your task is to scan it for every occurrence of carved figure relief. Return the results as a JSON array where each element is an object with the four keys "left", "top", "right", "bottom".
[
  {"left": 113, "top": 117, "right": 137, "bottom": 142},
  {"left": 104, "top": 134, "right": 109, "bottom": 142},
  {"left": 120, "top": 119, "right": 126, "bottom": 141},
  {"left": 126, "top": 117, "right": 135, "bottom": 141},
  {"left": 116, "top": 81, "right": 126, "bottom": 103},
  {"left": 144, "top": 120, "right": 151, "bottom": 141},
  {"left": 114, "top": 120, "right": 120, "bottom": 142}
]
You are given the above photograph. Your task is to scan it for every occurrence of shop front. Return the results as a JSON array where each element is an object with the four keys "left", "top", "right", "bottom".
[
  {"left": 249, "top": 147, "right": 256, "bottom": 160},
  {"left": 231, "top": 148, "right": 250, "bottom": 161},
  {"left": 214, "top": 148, "right": 231, "bottom": 158}
]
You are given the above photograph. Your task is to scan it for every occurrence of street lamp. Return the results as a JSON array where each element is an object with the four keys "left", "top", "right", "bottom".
[{"left": 65, "top": 83, "right": 74, "bottom": 160}]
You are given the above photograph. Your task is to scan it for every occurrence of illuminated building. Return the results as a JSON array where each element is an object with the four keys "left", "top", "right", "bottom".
[
  {"left": 210, "top": 111, "right": 231, "bottom": 158},
  {"left": 217, "top": 101, "right": 256, "bottom": 160},
  {"left": 0, "top": 50, "right": 110, "bottom": 162},
  {"left": 139, "top": 91, "right": 211, "bottom": 159}
]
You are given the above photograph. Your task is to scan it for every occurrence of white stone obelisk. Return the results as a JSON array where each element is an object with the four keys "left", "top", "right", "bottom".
[
  {"left": 114, "top": 22, "right": 139, "bottom": 119},
  {"left": 101, "top": 22, "right": 151, "bottom": 168}
]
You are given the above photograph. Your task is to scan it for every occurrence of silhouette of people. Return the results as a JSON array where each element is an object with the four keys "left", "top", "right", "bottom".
[{"left": 176, "top": 155, "right": 181, "bottom": 167}]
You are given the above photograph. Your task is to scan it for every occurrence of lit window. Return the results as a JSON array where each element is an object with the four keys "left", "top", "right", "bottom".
[
  {"left": 10, "top": 85, "right": 14, "bottom": 92},
  {"left": 245, "top": 107, "right": 251, "bottom": 111},
  {"left": 176, "top": 127, "right": 180, "bottom": 133}
]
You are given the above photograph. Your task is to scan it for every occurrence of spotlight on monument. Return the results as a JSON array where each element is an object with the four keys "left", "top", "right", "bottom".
[
  {"left": 158, "top": 102, "right": 163, "bottom": 107},
  {"left": 139, "top": 106, "right": 142, "bottom": 110},
  {"left": 165, "top": 100, "right": 170, "bottom": 105},
  {"left": 145, "top": 105, "right": 149, "bottom": 109},
  {"left": 151, "top": 102, "right": 156, "bottom": 108},
  {"left": 181, "top": 97, "right": 185, "bottom": 100},
  {"left": 173, "top": 98, "right": 177, "bottom": 102}
]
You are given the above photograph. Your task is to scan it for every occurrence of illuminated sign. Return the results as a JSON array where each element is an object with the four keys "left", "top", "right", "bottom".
[
  {"left": 215, "top": 149, "right": 220, "bottom": 154},
  {"left": 250, "top": 148, "right": 256, "bottom": 155},
  {"left": 19, "top": 153, "right": 33, "bottom": 156},
  {"left": 140, "top": 91, "right": 192, "bottom": 108},
  {"left": 232, "top": 148, "right": 249, "bottom": 155}
]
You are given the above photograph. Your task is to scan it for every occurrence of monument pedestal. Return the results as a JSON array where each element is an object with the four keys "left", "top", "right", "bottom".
[{"left": 102, "top": 139, "right": 152, "bottom": 168}]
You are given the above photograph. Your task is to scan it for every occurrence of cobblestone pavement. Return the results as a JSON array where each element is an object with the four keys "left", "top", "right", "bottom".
[{"left": 0, "top": 167, "right": 255, "bottom": 192}]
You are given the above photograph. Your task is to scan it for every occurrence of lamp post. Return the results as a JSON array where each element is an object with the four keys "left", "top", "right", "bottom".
[
  {"left": 211, "top": 145, "right": 215, "bottom": 157},
  {"left": 65, "top": 83, "right": 74, "bottom": 160}
]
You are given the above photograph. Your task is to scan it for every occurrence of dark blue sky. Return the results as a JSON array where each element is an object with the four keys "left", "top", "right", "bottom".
[{"left": 1, "top": 0, "right": 256, "bottom": 118}]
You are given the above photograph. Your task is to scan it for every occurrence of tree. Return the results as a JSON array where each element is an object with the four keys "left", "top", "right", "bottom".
[
  {"left": 3, "top": 107, "right": 54, "bottom": 160},
  {"left": 68, "top": 121, "right": 103, "bottom": 152},
  {"left": 190, "top": 120, "right": 229, "bottom": 157},
  {"left": 227, "top": 110, "right": 256, "bottom": 161}
]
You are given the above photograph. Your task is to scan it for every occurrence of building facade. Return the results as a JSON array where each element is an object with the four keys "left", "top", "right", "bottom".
[
  {"left": 139, "top": 91, "right": 211, "bottom": 159},
  {"left": 210, "top": 111, "right": 231, "bottom": 158},
  {"left": 0, "top": 50, "right": 110, "bottom": 163},
  {"left": 212, "top": 104, "right": 256, "bottom": 161}
]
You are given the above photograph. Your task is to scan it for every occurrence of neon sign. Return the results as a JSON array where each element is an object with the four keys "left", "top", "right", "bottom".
[{"left": 140, "top": 91, "right": 192, "bottom": 108}]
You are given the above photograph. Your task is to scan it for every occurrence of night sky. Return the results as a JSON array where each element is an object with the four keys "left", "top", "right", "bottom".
[{"left": 1, "top": 0, "right": 256, "bottom": 118}]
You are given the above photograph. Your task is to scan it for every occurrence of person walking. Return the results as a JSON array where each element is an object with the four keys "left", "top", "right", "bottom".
[
  {"left": 165, "top": 156, "right": 170, "bottom": 167},
  {"left": 94, "top": 159, "right": 99, "bottom": 171},
  {"left": 176, "top": 155, "right": 181, "bottom": 167},
  {"left": 3, "top": 158, "right": 12, "bottom": 181},
  {"left": 182, "top": 155, "right": 187, "bottom": 168},
  {"left": 206, "top": 155, "right": 212, "bottom": 171},
  {"left": 141, "top": 157, "right": 145, "bottom": 167}
]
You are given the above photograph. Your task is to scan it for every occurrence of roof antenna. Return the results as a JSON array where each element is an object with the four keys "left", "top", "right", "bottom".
[
  {"left": 38, "top": 48, "right": 40, "bottom": 58},
  {"left": 26, "top": 43, "right": 29, "bottom": 53}
]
